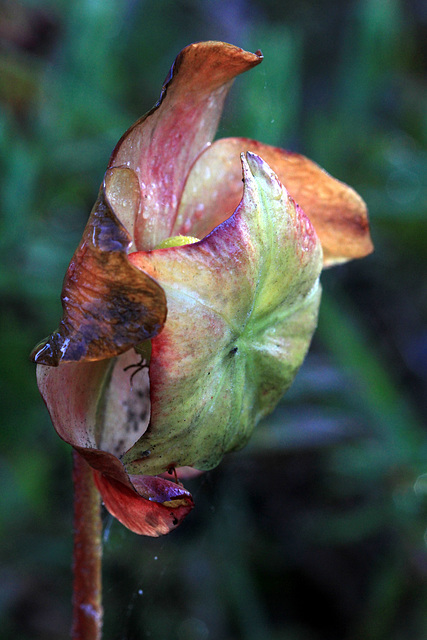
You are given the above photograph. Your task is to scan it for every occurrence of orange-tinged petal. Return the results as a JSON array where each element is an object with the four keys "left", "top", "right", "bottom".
[
  {"left": 175, "top": 137, "right": 373, "bottom": 266},
  {"left": 108, "top": 42, "right": 262, "bottom": 250},
  {"left": 31, "top": 168, "right": 166, "bottom": 366},
  {"left": 94, "top": 472, "right": 194, "bottom": 537}
]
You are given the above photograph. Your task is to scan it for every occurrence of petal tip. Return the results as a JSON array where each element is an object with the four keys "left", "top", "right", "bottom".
[
  {"left": 94, "top": 472, "right": 194, "bottom": 537},
  {"left": 30, "top": 333, "right": 63, "bottom": 366},
  {"left": 243, "top": 151, "right": 284, "bottom": 200}
]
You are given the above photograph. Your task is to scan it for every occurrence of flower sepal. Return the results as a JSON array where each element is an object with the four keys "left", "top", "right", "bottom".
[{"left": 123, "top": 152, "right": 323, "bottom": 475}]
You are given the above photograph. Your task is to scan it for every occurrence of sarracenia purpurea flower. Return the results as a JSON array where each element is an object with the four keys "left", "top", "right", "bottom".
[{"left": 31, "top": 42, "right": 373, "bottom": 536}]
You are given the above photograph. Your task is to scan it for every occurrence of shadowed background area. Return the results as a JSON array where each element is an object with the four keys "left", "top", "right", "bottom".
[{"left": 1, "top": 0, "right": 426, "bottom": 638}]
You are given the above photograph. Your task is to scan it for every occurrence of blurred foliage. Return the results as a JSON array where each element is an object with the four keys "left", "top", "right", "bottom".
[{"left": 1, "top": 0, "right": 426, "bottom": 638}]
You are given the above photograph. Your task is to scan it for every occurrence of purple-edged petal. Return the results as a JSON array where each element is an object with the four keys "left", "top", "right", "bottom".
[
  {"left": 37, "top": 355, "right": 194, "bottom": 535},
  {"left": 174, "top": 137, "right": 373, "bottom": 266},
  {"left": 94, "top": 472, "right": 194, "bottom": 537},
  {"left": 31, "top": 168, "right": 166, "bottom": 366},
  {"left": 124, "top": 152, "right": 323, "bottom": 475},
  {"left": 108, "top": 42, "right": 262, "bottom": 250}
]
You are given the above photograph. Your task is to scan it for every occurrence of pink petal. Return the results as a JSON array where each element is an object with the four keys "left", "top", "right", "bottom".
[
  {"left": 36, "top": 353, "right": 148, "bottom": 484},
  {"left": 175, "top": 137, "right": 373, "bottom": 266},
  {"left": 37, "top": 353, "right": 194, "bottom": 535},
  {"left": 108, "top": 43, "right": 262, "bottom": 250}
]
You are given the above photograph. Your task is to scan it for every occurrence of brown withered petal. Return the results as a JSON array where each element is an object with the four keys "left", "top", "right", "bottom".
[
  {"left": 108, "top": 42, "right": 263, "bottom": 250},
  {"left": 175, "top": 137, "right": 373, "bottom": 266},
  {"left": 31, "top": 167, "right": 166, "bottom": 366}
]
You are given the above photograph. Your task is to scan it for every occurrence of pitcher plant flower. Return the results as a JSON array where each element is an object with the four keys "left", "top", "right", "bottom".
[{"left": 32, "top": 41, "right": 373, "bottom": 537}]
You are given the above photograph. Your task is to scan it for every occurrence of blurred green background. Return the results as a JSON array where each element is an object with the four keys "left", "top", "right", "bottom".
[{"left": 1, "top": 0, "right": 426, "bottom": 638}]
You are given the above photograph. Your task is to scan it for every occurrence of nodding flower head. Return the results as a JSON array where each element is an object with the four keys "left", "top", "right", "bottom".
[{"left": 31, "top": 41, "right": 373, "bottom": 536}]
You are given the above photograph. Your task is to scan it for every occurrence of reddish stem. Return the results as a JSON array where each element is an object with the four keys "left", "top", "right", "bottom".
[{"left": 72, "top": 451, "right": 103, "bottom": 640}]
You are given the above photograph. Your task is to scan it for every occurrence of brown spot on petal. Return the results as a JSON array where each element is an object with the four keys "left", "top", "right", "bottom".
[
  {"left": 31, "top": 168, "right": 167, "bottom": 366},
  {"left": 144, "top": 512, "right": 160, "bottom": 528}
]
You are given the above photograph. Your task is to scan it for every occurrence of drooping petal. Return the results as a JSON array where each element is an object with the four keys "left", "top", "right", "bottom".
[
  {"left": 36, "top": 356, "right": 138, "bottom": 479},
  {"left": 94, "top": 472, "right": 194, "bottom": 537},
  {"left": 36, "top": 357, "right": 194, "bottom": 536},
  {"left": 174, "top": 137, "right": 373, "bottom": 266},
  {"left": 108, "top": 43, "right": 263, "bottom": 250},
  {"left": 31, "top": 167, "right": 167, "bottom": 366},
  {"left": 124, "top": 152, "right": 323, "bottom": 476}
]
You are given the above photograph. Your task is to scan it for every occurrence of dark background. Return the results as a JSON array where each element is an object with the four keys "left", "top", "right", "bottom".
[{"left": 1, "top": 0, "right": 427, "bottom": 638}]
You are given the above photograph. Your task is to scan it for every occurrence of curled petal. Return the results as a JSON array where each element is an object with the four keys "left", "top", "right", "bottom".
[
  {"left": 103, "top": 163, "right": 142, "bottom": 253},
  {"left": 94, "top": 472, "right": 194, "bottom": 537},
  {"left": 36, "top": 355, "right": 194, "bottom": 535},
  {"left": 31, "top": 167, "right": 166, "bottom": 366},
  {"left": 124, "top": 152, "right": 323, "bottom": 475},
  {"left": 35, "top": 352, "right": 152, "bottom": 472},
  {"left": 108, "top": 42, "right": 263, "bottom": 250},
  {"left": 35, "top": 359, "right": 131, "bottom": 482},
  {"left": 175, "top": 137, "right": 373, "bottom": 266}
]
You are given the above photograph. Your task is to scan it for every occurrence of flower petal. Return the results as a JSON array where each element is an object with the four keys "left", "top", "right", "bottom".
[
  {"left": 108, "top": 43, "right": 263, "bottom": 250},
  {"left": 36, "top": 356, "right": 194, "bottom": 535},
  {"left": 174, "top": 137, "right": 373, "bottom": 266},
  {"left": 93, "top": 472, "right": 194, "bottom": 537},
  {"left": 36, "top": 350, "right": 153, "bottom": 468},
  {"left": 31, "top": 167, "right": 166, "bottom": 366},
  {"left": 124, "top": 152, "right": 323, "bottom": 475},
  {"left": 36, "top": 358, "right": 126, "bottom": 478}
]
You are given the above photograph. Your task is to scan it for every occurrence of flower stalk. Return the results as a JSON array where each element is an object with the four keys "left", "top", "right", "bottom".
[{"left": 72, "top": 451, "right": 103, "bottom": 640}]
